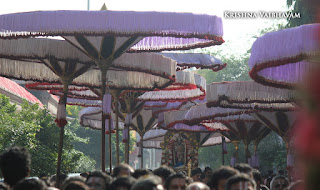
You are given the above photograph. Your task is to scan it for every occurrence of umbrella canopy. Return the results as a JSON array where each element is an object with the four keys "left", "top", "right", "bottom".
[
  {"left": 0, "top": 10, "right": 224, "bottom": 52},
  {"left": 79, "top": 106, "right": 124, "bottom": 131},
  {"left": 138, "top": 128, "right": 230, "bottom": 149},
  {"left": 206, "top": 81, "right": 297, "bottom": 110},
  {"left": 248, "top": 24, "right": 320, "bottom": 89},
  {"left": 158, "top": 52, "right": 226, "bottom": 71},
  {"left": 163, "top": 103, "right": 254, "bottom": 128},
  {"left": 0, "top": 8, "right": 224, "bottom": 176},
  {"left": 0, "top": 77, "right": 43, "bottom": 107},
  {"left": 137, "top": 71, "right": 206, "bottom": 102}
]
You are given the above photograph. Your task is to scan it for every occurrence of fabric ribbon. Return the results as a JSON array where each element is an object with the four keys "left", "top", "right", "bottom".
[{"left": 55, "top": 103, "right": 67, "bottom": 128}]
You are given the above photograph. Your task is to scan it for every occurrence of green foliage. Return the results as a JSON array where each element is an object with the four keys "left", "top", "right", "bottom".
[
  {"left": 196, "top": 51, "right": 251, "bottom": 83},
  {"left": 199, "top": 132, "right": 287, "bottom": 175},
  {"left": 0, "top": 95, "right": 96, "bottom": 176},
  {"left": 286, "top": 0, "right": 317, "bottom": 27},
  {"left": 0, "top": 96, "right": 40, "bottom": 150}
]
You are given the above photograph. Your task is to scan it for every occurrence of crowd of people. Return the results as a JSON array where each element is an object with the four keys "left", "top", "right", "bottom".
[{"left": 0, "top": 146, "right": 303, "bottom": 190}]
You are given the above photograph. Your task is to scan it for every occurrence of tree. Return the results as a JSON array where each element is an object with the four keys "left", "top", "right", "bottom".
[
  {"left": 199, "top": 132, "right": 287, "bottom": 175},
  {"left": 0, "top": 94, "right": 95, "bottom": 176},
  {"left": 286, "top": 0, "right": 317, "bottom": 27}
]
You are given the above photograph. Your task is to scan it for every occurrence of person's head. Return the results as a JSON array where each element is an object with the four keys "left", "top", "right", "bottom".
[
  {"left": 63, "top": 176, "right": 86, "bottom": 188},
  {"left": 113, "top": 163, "right": 134, "bottom": 177},
  {"left": 62, "top": 180, "right": 90, "bottom": 190},
  {"left": 225, "top": 174, "right": 256, "bottom": 190},
  {"left": 49, "top": 174, "right": 68, "bottom": 188},
  {"left": 0, "top": 146, "right": 31, "bottom": 187},
  {"left": 203, "top": 167, "right": 213, "bottom": 178},
  {"left": 131, "top": 175, "right": 163, "bottom": 190},
  {"left": 186, "top": 182, "right": 210, "bottom": 190},
  {"left": 165, "top": 173, "right": 187, "bottom": 190},
  {"left": 153, "top": 165, "right": 175, "bottom": 185},
  {"left": 86, "top": 171, "right": 112, "bottom": 190},
  {"left": 270, "top": 175, "right": 289, "bottom": 190},
  {"left": 252, "top": 169, "right": 261, "bottom": 190},
  {"left": 207, "top": 166, "right": 239, "bottom": 190},
  {"left": 109, "top": 176, "right": 137, "bottom": 190},
  {"left": 13, "top": 178, "right": 47, "bottom": 190},
  {"left": 132, "top": 169, "right": 153, "bottom": 179},
  {"left": 234, "top": 163, "right": 253, "bottom": 179},
  {"left": 191, "top": 169, "right": 202, "bottom": 182}
]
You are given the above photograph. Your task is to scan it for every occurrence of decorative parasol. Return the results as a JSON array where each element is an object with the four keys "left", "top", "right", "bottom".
[
  {"left": 0, "top": 9, "right": 224, "bottom": 174},
  {"left": 158, "top": 52, "right": 226, "bottom": 71},
  {"left": 250, "top": 110, "right": 297, "bottom": 168},
  {"left": 205, "top": 81, "right": 298, "bottom": 167},
  {"left": 202, "top": 114, "right": 271, "bottom": 167},
  {"left": 206, "top": 81, "right": 296, "bottom": 110},
  {"left": 0, "top": 43, "right": 177, "bottom": 174},
  {"left": 163, "top": 104, "right": 254, "bottom": 128},
  {"left": 248, "top": 24, "right": 320, "bottom": 89},
  {"left": 0, "top": 77, "right": 43, "bottom": 107},
  {"left": 137, "top": 71, "right": 206, "bottom": 102},
  {"left": 137, "top": 127, "right": 230, "bottom": 149}
]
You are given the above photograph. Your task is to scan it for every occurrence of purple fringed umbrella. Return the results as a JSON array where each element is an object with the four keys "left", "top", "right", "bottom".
[
  {"left": 158, "top": 52, "right": 226, "bottom": 72},
  {"left": 0, "top": 9, "right": 224, "bottom": 173},
  {"left": 248, "top": 24, "right": 320, "bottom": 89},
  {"left": 164, "top": 103, "right": 254, "bottom": 128}
]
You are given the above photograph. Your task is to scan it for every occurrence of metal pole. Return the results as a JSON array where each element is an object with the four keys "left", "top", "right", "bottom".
[{"left": 87, "top": 0, "right": 90, "bottom": 10}]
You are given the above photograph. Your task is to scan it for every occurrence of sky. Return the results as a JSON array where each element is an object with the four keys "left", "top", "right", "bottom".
[{"left": 0, "top": 0, "right": 289, "bottom": 56}]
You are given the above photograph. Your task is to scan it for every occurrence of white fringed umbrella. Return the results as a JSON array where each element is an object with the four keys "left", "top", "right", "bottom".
[
  {"left": 206, "top": 81, "right": 297, "bottom": 110},
  {"left": 137, "top": 128, "right": 230, "bottom": 149},
  {"left": 0, "top": 9, "right": 224, "bottom": 174},
  {"left": 205, "top": 80, "right": 299, "bottom": 168},
  {"left": 138, "top": 71, "right": 206, "bottom": 102}
]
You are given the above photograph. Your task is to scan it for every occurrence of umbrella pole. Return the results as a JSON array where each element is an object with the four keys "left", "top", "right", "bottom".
[
  {"left": 108, "top": 113, "right": 112, "bottom": 173},
  {"left": 115, "top": 100, "right": 120, "bottom": 165},
  {"left": 101, "top": 69, "right": 107, "bottom": 172},
  {"left": 56, "top": 123, "right": 65, "bottom": 187},
  {"left": 56, "top": 81, "right": 69, "bottom": 187},
  {"left": 140, "top": 135, "right": 143, "bottom": 169},
  {"left": 125, "top": 127, "right": 130, "bottom": 164},
  {"left": 221, "top": 136, "right": 225, "bottom": 165}
]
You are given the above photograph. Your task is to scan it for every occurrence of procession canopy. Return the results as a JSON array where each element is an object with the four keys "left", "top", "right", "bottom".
[
  {"left": 137, "top": 71, "right": 206, "bottom": 102},
  {"left": 206, "top": 81, "right": 297, "bottom": 111},
  {"left": 0, "top": 10, "right": 224, "bottom": 54},
  {"left": 79, "top": 106, "right": 124, "bottom": 131},
  {"left": 158, "top": 52, "right": 226, "bottom": 71},
  {"left": 248, "top": 24, "right": 320, "bottom": 89}
]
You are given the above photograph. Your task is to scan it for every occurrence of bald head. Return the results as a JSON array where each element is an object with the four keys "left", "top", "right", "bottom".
[{"left": 186, "top": 182, "right": 210, "bottom": 190}]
